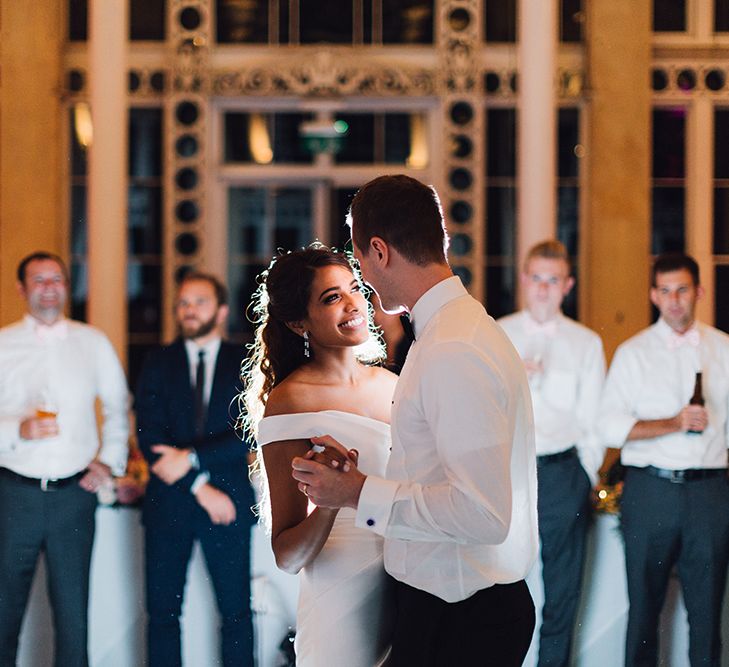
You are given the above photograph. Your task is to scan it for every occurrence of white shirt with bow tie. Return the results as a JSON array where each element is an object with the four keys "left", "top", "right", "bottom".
[
  {"left": 498, "top": 310, "right": 606, "bottom": 484},
  {"left": 0, "top": 315, "right": 129, "bottom": 478},
  {"left": 598, "top": 318, "right": 729, "bottom": 470}
]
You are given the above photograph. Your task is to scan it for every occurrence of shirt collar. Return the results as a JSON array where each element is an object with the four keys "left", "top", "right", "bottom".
[
  {"left": 655, "top": 317, "right": 701, "bottom": 348},
  {"left": 409, "top": 275, "right": 467, "bottom": 339},
  {"left": 522, "top": 310, "right": 562, "bottom": 337},
  {"left": 184, "top": 336, "right": 222, "bottom": 362},
  {"left": 24, "top": 314, "right": 69, "bottom": 342}
]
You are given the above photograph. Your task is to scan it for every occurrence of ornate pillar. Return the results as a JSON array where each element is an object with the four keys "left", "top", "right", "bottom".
[
  {"left": 584, "top": 0, "right": 651, "bottom": 358},
  {"left": 163, "top": 0, "right": 211, "bottom": 341},
  {"left": 0, "top": 0, "right": 64, "bottom": 324},
  {"left": 438, "top": 0, "right": 485, "bottom": 301},
  {"left": 517, "top": 0, "right": 557, "bottom": 270},
  {"left": 88, "top": 0, "right": 128, "bottom": 360}
]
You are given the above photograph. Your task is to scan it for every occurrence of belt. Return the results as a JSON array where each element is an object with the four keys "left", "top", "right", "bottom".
[
  {"left": 0, "top": 467, "right": 86, "bottom": 491},
  {"left": 633, "top": 465, "right": 727, "bottom": 484},
  {"left": 537, "top": 446, "right": 577, "bottom": 466}
]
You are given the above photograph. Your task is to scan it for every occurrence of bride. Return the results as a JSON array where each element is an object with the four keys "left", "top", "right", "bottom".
[{"left": 241, "top": 243, "right": 397, "bottom": 666}]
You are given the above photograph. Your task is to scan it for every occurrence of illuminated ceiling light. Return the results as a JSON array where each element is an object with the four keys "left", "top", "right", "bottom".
[
  {"left": 406, "top": 113, "right": 428, "bottom": 168},
  {"left": 73, "top": 102, "right": 93, "bottom": 148},
  {"left": 249, "top": 113, "right": 273, "bottom": 164}
]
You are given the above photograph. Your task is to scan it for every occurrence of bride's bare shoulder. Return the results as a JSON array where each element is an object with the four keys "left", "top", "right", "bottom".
[
  {"left": 369, "top": 364, "right": 399, "bottom": 389},
  {"left": 264, "top": 374, "right": 310, "bottom": 417}
]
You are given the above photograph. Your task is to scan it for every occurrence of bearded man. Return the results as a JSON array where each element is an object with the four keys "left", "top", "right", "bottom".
[{"left": 135, "top": 272, "right": 255, "bottom": 667}]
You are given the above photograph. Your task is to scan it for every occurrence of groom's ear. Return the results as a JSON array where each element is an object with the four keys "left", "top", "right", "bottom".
[{"left": 370, "top": 237, "right": 389, "bottom": 266}]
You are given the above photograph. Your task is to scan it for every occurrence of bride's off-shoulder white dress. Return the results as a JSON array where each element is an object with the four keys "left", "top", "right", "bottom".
[{"left": 257, "top": 410, "right": 393, "bottom": 667}]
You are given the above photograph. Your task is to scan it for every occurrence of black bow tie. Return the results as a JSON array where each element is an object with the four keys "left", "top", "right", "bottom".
[{"left": 400, "top": 314, "right": 416, "bottom": 344}]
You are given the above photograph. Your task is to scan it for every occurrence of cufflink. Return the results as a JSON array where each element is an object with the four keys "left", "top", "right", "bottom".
[{"left": 366, "top": 518, "right": 375, "bottom": 527}]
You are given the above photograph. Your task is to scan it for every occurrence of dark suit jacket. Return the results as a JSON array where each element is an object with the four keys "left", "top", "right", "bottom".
[{"left": 135, "top": 339, "right": 255, "bottom": 528}]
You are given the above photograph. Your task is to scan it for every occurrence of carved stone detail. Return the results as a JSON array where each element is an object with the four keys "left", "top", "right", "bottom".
[{"left": 212, "top": 51, "right": 435, "bottom": 97}]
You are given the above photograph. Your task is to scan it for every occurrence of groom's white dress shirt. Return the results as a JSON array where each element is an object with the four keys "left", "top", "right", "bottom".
[
  {"left": 0, "top": 315, "right": 129, "bottom": 479},
  {"left": 356, "top": 276, "right": 538, "bottom": 602}
]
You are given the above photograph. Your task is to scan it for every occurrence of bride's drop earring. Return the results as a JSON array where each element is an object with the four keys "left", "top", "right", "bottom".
[{"left": 303, "top": 331, "right": 310, "bottom": 358}]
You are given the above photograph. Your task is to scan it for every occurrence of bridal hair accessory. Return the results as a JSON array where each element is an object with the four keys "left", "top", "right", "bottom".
[{"left": 303, "top": 331, "right": 310, "bottom": 358}]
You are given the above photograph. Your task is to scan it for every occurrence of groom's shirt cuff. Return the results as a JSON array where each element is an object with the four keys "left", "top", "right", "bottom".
[{"left": 355, "top": 475, "right": 398, "bottom": 536}]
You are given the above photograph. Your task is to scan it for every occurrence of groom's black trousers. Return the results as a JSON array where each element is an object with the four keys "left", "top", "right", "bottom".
[{"left": 387, "top": 576, "right": 535, "bottom": 666}]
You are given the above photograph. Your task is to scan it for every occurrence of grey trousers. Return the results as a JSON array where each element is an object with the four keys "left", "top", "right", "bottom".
[
  {"left": 0, "top": 472, "right": 97, "bottom": 667},
  {"left": 621, "top": 466, "right": 729, "bottom": 667}
]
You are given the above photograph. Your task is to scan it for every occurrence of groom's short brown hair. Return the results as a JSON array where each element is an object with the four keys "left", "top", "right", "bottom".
[{"left": 348, "top": 174, "right": 449, "bottom": 266}]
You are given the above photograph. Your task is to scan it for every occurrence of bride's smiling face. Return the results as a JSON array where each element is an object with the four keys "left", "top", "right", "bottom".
[{"left": 301, "top": 264, "right": 369, "bottom": 350}]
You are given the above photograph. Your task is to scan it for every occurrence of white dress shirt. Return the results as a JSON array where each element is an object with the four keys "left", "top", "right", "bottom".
[
  {"left": 0, "top": 316, "right": 129, "bottom": 478},
  {"left": 498, "top": 310, "right": 606, "bottom": 484},
  {"left": 598, "top": 318, "right": 729, "bottom": 470},
  {"left": 356, "top": 276, "right": 539, "bottom": 602},
  {"left": 184, "top": 336, "right": 222, "bottom": 407}
]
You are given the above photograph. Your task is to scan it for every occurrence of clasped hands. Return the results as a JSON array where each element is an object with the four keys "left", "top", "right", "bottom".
[
  {"left": 291, "top": 435, "right": 366, "bottom": 510},
  {"left": 151, "top": 443, "right": 235, "bottom": 525}
]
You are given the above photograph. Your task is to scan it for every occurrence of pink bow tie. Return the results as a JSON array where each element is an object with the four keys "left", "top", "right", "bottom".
[
  {"left": 667, "top": 327, "right": 700, "bottom": 350},
  {"left": 524, "top": 317, "right": 558, "bottom": 337},
  {"left": 35, "top": 321, "right": 68, "bottom": 343}
]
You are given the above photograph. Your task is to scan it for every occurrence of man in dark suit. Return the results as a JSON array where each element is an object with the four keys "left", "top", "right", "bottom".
[{"left": 136, "top": 272, "right": 255, "bottom": 667}]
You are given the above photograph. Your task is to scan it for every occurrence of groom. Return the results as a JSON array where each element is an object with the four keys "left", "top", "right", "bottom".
[{"left": 292, "top": 175, "right": 538, "bottom": 665}]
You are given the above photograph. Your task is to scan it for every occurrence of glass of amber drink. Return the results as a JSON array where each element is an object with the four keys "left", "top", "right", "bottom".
[{"left": 35, "top": 389, "right": 58, "bottom": 419}]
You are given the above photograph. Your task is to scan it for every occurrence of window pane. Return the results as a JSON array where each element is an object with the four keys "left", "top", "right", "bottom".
[
  {"left": 557, "top": 186, "right": 579, "bottom": 255},
  {"left": 225, "top": 113, "right": 253, "bottom": 162},
  {"left": 300, "top": 0, "right": 352, "bottom": 43},
  {"left": 272, "top": 114, "right": 314, "bottom": 163},
  {"left": 71, "top": 262, "right": 87, "bottom": 322},
  {"left": 717, "top": 0, "right": 729, "bottom": 31},
  {"left": 561, "top": 0, "right": 582, "bottom": 42},
  {"left": 714, "top": 188, "right": 729, "bottom": 254},
  {"left": 487, "top": 109, "right": 516, "bottom": 177},
  {"left": 130, "top": 0, "right": 165, "bottom": 40},
  {"left": 273, "top": 188, "right": 313, "bottom": 250},
  {"left": 484, "top": 0, "right": 516, "bottom": 42},
  {"left": 558, "top": 108, "right": 579, "bottom": 178},
  {"left": 216, "top": 0, "right": 268, "bottom": 43},
  {"left": 714, "top": 110, "right": 729, "bottom": 178},
  {"left": 229, "top": 187, "right": 267, "bottom": 256},
  {"left": 69, "top": 0, "right": 87, "bottom": 41},
  {"left": 651, "top": 187, "right": 685, "bottom": 254},
  {"left": 129, "top": 109, "right": 162, "bottom": 178},
  {"left": 653, "top": 0, "right": 686, "bottom": 31},
  {"left": 384, "top": 114, "right": 411, "bottom": 164},
  {"left": 652, "top": 108, "right": 685, "bottom": 178},
  {"left": 224, "top": 113, "right": 314, "bottom": 164},
  {"left": 486, "top": 186, "right": 516, "bottom": 257},
  {"left": 335, "top": 114, "right": 375, "bottom": 164},
  {"left": 382, "top": 0, "right": 434, "bottom": 44},
  {"left": 228, "top": 263, "right": 266, "bottom": 335},
  {"left": 71, "top": 186, "right": 87, "bottom": 256},
  {"left": 128, "top": 262, "right": 162, "bottom": 334},
  {"left": 331, "top": 188, "right": 357, "bottom": 251},
  {"left": 715, "top": 266, "right": 729, "bottom": 334},
  {"left": 485, "top": 265, "right": 516, "bottom": 319},
  {"left": 128, "top": 186, "right": 162, "bottom": 254}
]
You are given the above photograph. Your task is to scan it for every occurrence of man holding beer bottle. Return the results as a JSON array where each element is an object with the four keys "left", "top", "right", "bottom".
[
  {"left": 0, "top": 252, "right": 129, "bottom": 666},
  {"left": 598, "top": 252, "right": 729, "bottom": 667}
]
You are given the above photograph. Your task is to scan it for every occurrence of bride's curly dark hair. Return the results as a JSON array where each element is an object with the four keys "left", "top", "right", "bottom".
[{"left": 239, "top": 242, "right": 383, "bottom": 442}]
